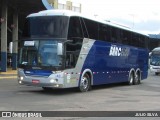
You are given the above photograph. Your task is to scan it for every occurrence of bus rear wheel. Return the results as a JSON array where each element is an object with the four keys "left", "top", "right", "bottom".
[
  {"left": 79, "top": 73, "right": 91, "bottom": 92},
  {"left": 134, "top": 72, "right": 141, "bottom": 85}
]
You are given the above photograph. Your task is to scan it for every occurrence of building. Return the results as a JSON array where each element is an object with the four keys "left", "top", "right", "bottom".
[
  {"left": 47, "top": 0, "right": 81, "bottom": 13},
  {"left": 0, "top": 0, "right": 46, "bottom": 72},
  {"left": 0, "top": 0, "right": 81, "bottom": 72}
]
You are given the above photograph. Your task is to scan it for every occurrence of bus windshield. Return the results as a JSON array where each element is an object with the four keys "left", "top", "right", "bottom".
[
  {"left": 18, "top": 40, "right": 63, "bottom": 69},
  {"left": 150, "top": 51, "right": 160, "bottom": 66},
  {"left": 23, "top": 16, "right": 69, "bottom": 38}
]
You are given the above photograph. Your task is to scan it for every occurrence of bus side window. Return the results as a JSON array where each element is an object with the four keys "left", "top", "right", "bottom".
[
  {"left": 132, "top": 34, "right": 149, "bottom": 48},
  {"left": 139, "top": 36, "right": 146, "bottom": 48},
  {"left": 68, "top": 17, "right": 83, "bottom": 38},
  {"left": 98, "top": 23, "right": 111, "bottom": 42},
  {"left": 111, "top": 27, "right": 121, "bottom": 43},
  {"left": 131, "top": 33, "right": 140, "bottom": 47},
  {"left": 145, "top": 37, "right": 149, "bottom": 49},
  {"left": 67, "top": 17, "right": 84, "bottom": 68},
  {"left": 65, "top": 38, "right": 83, "bottom": 68},
  {"left": 122, "top": 30, "right": 131, "bottom": 45},
  {"left": 80, "top": 18, "right": 89, "bottom": 38},
  {"left": 83, "top": 18, "right": 98, "bottom": 40}
]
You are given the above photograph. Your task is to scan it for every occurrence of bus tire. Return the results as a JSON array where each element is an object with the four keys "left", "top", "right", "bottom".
[
  {"left": 79, "top": 73, "right": 91, "bottom": 92},
  {"left": 134, "top": 71, "right": 141, "bottom": 85},
  {"left": 128, "top": 72, "right": 134, "bottom": 85}
]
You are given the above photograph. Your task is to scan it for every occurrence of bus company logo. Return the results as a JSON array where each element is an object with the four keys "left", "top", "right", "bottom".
[
  {"left": 2, "top": 112, "right": 12, "bottom": 117},
  {"left": 109, "top": 45, "right": 130, "bottom": 57}
]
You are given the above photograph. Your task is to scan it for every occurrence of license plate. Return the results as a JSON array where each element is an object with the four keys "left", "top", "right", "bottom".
[{"left": 32, "top": 80, "right": 40, "bottom": 84}]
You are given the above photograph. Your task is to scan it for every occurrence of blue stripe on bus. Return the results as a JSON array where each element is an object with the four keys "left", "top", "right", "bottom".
[
  {"left": 24, "top": 69, "right": 52, "bottom": 77},
  {"left": 80, "top": 40, "right": 148, "bottom": 85}
]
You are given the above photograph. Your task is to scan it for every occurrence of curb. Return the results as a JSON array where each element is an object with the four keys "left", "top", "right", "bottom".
[
  {"left": 0, "top": 70, "right": 17, "bottom": 79},
  {"left": 0, "top": 76, "right": 17, "bottom": 79}
]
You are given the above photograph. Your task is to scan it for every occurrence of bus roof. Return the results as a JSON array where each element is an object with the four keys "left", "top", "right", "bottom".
[
  {"left": 152, "top": 47, "right": 160, "bottom": 51},
  {"left": 27, "top": 9, "right": 148, "bottom": 36},
  {"left": 27, "top": 9, "right": 81, "bottom": 18}
]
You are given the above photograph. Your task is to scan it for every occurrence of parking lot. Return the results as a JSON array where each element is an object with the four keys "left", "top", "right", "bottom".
[{"left": 0, "top": 71, "right": 160, "bottom": 119}]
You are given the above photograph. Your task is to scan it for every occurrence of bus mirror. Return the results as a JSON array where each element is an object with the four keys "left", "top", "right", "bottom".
[{"left": 57, "top": 43, "right": 63, "bottom": 55}]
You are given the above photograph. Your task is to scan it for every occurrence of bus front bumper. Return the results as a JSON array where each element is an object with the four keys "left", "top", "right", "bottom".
[
  {"left": 18, "top": 78, "right": 64, "bottom": 88},
  {"left": 20, "top": 81, "right": 64, "bottom": 88},
  {"left": 150, "top": 65, "right": 160, "bottom": 73},
  {"left": 17, "top": 71, "right": 65, "bottom": 88}
]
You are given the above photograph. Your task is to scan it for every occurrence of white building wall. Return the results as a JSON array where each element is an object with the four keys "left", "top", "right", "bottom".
[{"left": 48, "top": 0, "right": 81, "bottom": 13}]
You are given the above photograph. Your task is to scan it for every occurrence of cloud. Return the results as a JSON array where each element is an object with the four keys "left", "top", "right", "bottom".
[
  {"left": 78, "top": 0, "right": 160, "bottom": 34},
  {"left": 108, "top": 16, "right": 160, "bottom": 34}
]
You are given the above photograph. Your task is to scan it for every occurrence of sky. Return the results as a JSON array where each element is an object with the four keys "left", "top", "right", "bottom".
[{"left": 71, "top": 0, "right": 160, "bottom": 34}]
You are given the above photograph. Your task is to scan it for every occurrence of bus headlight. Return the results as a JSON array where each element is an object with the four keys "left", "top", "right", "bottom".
[
  {"left": 19, "top": 80, "right": 22, "bottom": 84},
  {"left": 50, "top": 79, "right": 58, "bottom": 84},
  {"left": 20, "top": 76, "right": 24, "bottom": 80},
  {"left": 18, "top": 76, "right": 23, "bottom": 81},
  {"left": 18, "top": 76, "right": 24, "bottom": 84}
]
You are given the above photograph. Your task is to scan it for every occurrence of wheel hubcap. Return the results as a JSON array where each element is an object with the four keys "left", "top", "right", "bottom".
[
  {"left": 81, "top": 77, "right": 88, "bottom": 90},
  {"left": 135, "top": 73, "right": 140, "bottom": 84},
  {"left": 135, "top": 74, "right": 138, "bottom": 81},
  {"left": 130, "top": 74, "right": 133, "bottom": 84}
]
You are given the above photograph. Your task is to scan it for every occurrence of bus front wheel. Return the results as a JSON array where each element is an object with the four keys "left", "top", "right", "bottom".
[{"left": 79, "top": 73, "right": 91, "bottom": 92}]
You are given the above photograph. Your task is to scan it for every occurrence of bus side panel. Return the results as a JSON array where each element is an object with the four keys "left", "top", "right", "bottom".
[
  {"left": 81, "top": 40, "right": 148, "bottom": 85},
  {"left": 137, "top": 49, "right": 149, "bottom": 80},
  {"left": 81, "top": 40, "right": 130, "bottom": 85}
]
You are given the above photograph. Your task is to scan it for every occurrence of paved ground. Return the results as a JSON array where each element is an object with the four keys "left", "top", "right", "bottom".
[{"left": 0, "top": 70, "right": 160, "bottom": 120}]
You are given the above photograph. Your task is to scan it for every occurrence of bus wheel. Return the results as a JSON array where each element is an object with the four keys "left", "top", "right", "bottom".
[
  {"left": 134, "top": 72, "right": 140, "bottom": 85},
  {"left": 79, "top": 73, "right": 91, "bottom": 92},
  {"left": 128, "top": 72, "right": 134, "bottom": 85}
]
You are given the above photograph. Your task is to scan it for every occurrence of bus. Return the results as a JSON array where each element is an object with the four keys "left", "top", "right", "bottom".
[
  {"left": 18, "top": 10, "right": 149, "bottom": 92},
  {"left": 150, "top": 47, "right": 160, "bottom": 75}
]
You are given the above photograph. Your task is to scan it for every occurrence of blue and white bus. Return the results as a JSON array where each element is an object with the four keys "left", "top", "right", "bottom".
[
  {"left": 18, "top": 10, "right": 149, "bottom": 92},
  {"left": 150, "top": 47, "right": 160, "bottom": 75}
]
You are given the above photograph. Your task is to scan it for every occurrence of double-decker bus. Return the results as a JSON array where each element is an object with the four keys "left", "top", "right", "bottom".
[
  {"left": 18, "top": 10, "right": 149, "bottom": 92},
  {"left": 150, "top": 47, "right": 160, "bottom": 75}
]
